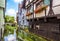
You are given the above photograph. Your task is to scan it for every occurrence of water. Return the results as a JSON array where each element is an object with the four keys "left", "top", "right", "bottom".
[{"left": 4, "top": 30, "right": 16, "bottom": 41}]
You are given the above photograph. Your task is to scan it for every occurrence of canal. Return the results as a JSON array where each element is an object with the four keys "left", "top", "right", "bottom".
[
  {"left": 4, "top": 30, "right": 17, "bottom": 41},
  {"left": 4, "top": 29, "right": 49, "bottom": 41}
]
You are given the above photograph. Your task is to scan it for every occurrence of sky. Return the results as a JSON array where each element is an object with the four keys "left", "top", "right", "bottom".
[{"left": 5, "top": 0, "right": 23, "bottom": 19}]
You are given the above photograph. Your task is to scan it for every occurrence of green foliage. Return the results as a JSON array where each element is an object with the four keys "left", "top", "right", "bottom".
[
  {"left": 5, "top": 15, "right": 15, "bottom": 23},
  {"left": 4, "top": 15, "right": 17, "bottom": 36},
  {"left": 18, "top": 30, "right": 47, "bottom": 41},
  {"left": 4, "top": 24, "right": 17, "bottom": 35}
]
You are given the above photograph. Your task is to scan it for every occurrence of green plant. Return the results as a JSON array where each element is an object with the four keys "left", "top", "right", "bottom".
[{"left": 18, "top": 30, "right": 47, "bottom": 41}]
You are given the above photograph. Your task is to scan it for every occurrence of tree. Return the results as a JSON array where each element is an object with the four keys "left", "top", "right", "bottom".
[
  {"left": 5, "top": 15, "right": 15, "bottom": 23},
  {"left": 4, "top": 15, "right": 17, "bottom": 35}
]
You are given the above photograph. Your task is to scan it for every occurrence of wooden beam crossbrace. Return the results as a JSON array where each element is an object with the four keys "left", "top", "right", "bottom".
[{"left": 48, "top": 0, "right": 54, "bottom": 16}]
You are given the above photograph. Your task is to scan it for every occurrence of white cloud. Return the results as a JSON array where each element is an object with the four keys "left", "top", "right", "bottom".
[
  {"left": 13, "top": 0, "right": 23, "bottom": 3},
  {"left": 5, "top": 9, "right": 17, "bottom": 19}
]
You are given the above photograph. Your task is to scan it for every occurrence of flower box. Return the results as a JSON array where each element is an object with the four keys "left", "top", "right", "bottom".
[{"left": 34, "top": 5, "right": 47, "bottom": 13}]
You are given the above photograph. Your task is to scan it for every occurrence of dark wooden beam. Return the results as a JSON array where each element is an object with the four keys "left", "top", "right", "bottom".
[{"left": 48, "top": 0, "right": 54, "bottom": 16}]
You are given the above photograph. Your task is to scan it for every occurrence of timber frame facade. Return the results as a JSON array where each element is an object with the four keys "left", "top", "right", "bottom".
[{"left": 25, "top": 0, "right": 60, "bottom": 41}]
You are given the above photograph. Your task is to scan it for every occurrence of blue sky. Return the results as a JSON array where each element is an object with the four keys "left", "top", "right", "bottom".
[{"left": 5, "top": 0, "right": 23, "bottom": 19}]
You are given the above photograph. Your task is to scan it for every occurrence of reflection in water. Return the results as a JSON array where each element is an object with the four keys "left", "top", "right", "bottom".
[{"left": 4, "top": 30, "right": 16, "bottom": 41}]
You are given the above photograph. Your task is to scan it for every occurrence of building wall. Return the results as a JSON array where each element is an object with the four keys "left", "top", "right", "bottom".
[
  {"left": 0, "top": 8, "right": 4, "bottom": 39},
  {"left": 26, "top": 0, "right": 60, "bottom": 19},
  {"left": 18, "top": 4, "right": 28, "bottom": 27},
  {"left": 0, "top": 0, "right": 5, "bottom": 8},
  {"left": 21, "top": 9, "right": 28, "bottom": 26},
  {"left": 0, "top": 0, "right": 5, "bottom": 39},
  {"left": 0, "top": 8, "right": 4, "bottom": 28},
  {"left": 29, "top": 21, "right": 60, "bottom": 41},
  {"left": 35, "top": 0, "right": 60, "bottom": 17},
  {"left": 26, "top": 0, "right": 60, "bottom": 41}
]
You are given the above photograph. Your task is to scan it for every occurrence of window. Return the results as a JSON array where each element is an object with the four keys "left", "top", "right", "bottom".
[
  {"left": 22, "top": 16, "right": 24, "bottom": 19},
  {"left": 30, "top": 6, "right": 33, "bottom": 13},
  {"left": 36, "top": 1, "right": 43, "bottom": 8},
  {"left": 36, "top": 25, "right": 40, "bottom": 30},
  {"left": 44, "top": 0, "right": 50, "bottom": 6},
  {"left": 27, "top": 5, "right": 33, "bottom": 13}
]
